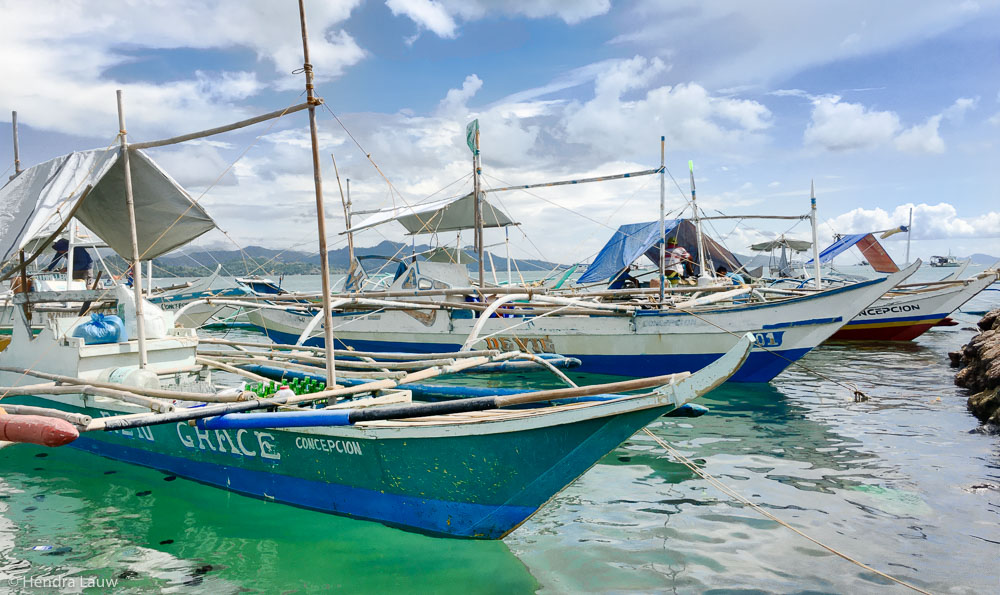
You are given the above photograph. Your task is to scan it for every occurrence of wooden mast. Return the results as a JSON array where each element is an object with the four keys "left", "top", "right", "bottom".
[
  {"left": 10, "top": 111, "right": 22, "bottom": 180},
  {"left": 116, "top": 90, "right": 148, "bottom": 369},
  {"left": 689, "top": 160, "right": 708, "bottom": 281},
  {"left": 331, "top": 154, "right": 354, "bottom": 267},
  {"left": 658, "top": 136, "right": 665, "bottom": 303},
  {"left": 810, "top": 181, "right": 822, "bottom": 289},
  {"left": 297, "top": 0, "right": 335, "bottom": 385},
  {"left": 474, "top": 126, "right": 484, "bottom": 287}
]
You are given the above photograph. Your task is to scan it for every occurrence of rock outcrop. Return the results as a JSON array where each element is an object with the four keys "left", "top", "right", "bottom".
[{"left": 950, "top": 308, "right": 1000, "bottom": 425}]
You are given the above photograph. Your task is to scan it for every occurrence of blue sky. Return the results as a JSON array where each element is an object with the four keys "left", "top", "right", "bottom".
[{"left": 2, "top": 0, "right": 999, "bottom": 267}]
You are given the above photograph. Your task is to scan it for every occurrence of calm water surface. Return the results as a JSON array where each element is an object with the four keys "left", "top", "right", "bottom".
[{"left": 1, "top": 270, "right": 997, "bottom": 593}]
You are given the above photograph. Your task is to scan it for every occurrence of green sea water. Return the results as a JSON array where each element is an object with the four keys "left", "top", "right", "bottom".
[{"left": 1, "top": 272, "right": 998, "bottom": 593}]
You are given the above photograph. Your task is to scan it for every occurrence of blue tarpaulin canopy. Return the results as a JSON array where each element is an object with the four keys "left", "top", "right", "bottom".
[
  {"left": 578, "top": 221, "right": 680, "bottom": 284},
  {"left": 805, "top": 233, "right": 867, "bottom": 265},
  {"left": 579, "top": 219, "right": 745, "bottom": 284}
]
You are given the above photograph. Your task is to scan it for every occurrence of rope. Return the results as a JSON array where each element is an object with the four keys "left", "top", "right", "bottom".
[
  {"left": 662, "top": 302, "right": 870, "bottom": 401},
  {"left": 641, "top": 428, "right": 931, "bottom": 594}
]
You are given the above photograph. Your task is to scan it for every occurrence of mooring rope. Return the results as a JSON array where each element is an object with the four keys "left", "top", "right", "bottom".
[
  {"left": 641, "top": 428, "right": 932, "bottom": 594},
  {"left": 660, "top": 302, "right": 870, "bottom": 401}
]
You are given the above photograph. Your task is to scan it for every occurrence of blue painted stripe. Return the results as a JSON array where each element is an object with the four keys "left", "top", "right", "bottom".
[
  {"left": 68, "top": 435, "right": 534, "bottom": 538},
  {"left": 762, "top": 316, "right": 842, "bottom": 330},
  {"left": 259, "top": 328, "right": 807, "bottom": 383},
  {"left": 198, "top": 410, "right": 352, "bottom": 430}
]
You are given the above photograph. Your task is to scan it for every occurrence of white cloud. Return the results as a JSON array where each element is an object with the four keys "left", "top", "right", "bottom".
[
  {"left": 825, "top": 203, "right": 1000, "bottom": 240},
  {"left": 561, "top": 57, "right": 772, "bottom": 162},
  {"left": 607, "top": 1, "right": 1000, "bottom": 88},
  {"left": 386, "top": 0, "right": 458, "bottom": 38},
  {"left": 0, "top": 0, "right": 364, "bottom": 137},
  {"left": 386, "top": 0, "right": 611, "bottom": 38},
  {"left": 437, "top": 75, "right": 484, "bottom": 116},
  {"left": 804, "top": 95, "right": 900, "bottom": 151},
  {"left": 942, "top": 96, "right": 978, "bottom": 122},
  {"left": 894, "top": 115, "right": 944, "bottom": 154}
]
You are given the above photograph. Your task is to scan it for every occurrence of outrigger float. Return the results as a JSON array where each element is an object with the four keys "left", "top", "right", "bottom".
[{"left": 0, "top": 1, "right": 754, "bottom": 538}]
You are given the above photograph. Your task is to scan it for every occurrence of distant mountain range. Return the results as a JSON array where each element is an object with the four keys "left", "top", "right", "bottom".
[
  {"left": 966, "top": 253, "right": 1000, "bottom": 265},
  {"left": 152, "top": 240, "right": 566, "bottom": 277}
]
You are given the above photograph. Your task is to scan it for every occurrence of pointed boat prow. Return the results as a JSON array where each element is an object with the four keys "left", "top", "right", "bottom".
[{"left": 652, "top": 332, "right": 755, "bottom": 407}]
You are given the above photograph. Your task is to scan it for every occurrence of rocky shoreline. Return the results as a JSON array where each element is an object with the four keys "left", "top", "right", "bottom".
[{"left": 950, "top": 308, "right": 1000, "bottom": 426}]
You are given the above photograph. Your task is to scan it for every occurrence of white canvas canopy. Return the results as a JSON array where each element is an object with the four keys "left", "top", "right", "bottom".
[
  {"left": 347, "top": 192, "right": 517, "bottom": 235},
  {"left": 0, "top": 148, "right": 216, "bottom": 264}
]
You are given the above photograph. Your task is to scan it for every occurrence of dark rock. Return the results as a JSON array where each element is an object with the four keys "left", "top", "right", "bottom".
[
  {"left": 954, "top": 308, "right": 1000, "bottom": 424},
  {"left": 968, "top": 387, "right": 1000, "bottom": 426},
  {"left": 978, "top": 310, "right": 998, "bottom": 332}
]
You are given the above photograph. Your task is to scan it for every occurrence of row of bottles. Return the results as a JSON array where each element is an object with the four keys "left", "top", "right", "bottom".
[{"left": 245, "top": 378, "right": 326, "bottom": 398}]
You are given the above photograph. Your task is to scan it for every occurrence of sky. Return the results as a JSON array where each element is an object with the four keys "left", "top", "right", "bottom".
[{"left": 2, "top": 0, "right": 999, "bottom": 269}]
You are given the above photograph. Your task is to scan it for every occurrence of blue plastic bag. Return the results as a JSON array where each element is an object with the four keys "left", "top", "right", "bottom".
[{"left": 72, "top": 313, "right": 128, "bottom": 345}]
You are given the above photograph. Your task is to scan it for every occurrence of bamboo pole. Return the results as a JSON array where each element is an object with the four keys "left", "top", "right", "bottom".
[
  {"left": 0, "top": 403, "right": 92, "bottom": 426},
  {"left": 689, "top": 160, "right": 708, "bottom": 280},
  {"left": 905, "top": 207, "right": 913, "bottom": 266},
  {"left": 0, "top": 365, "right": 240, "bottom": 403},
  {"left": 197, "top": 337, "right": 497, "bottom": 360},
  {"left": 196, "top": 349, "right": 460, "bottom": 371},
  {"left": 10, "top": 110, "right": 21, "bottom": 179},
  {"left": 116, "top": 90, "right": 148, "bottom": 369},
  {"left": 89, "top": 352, "right": 519, "bottom": 431},
  {"left": 17, "top": 251, "right": 31, "bottom": 325},
  {"left": 207, "top": 354, "right": 405, "bottom": 379},
  {"left": 298, "top": 0, "right": 335, "bottom": 386},
  {"left": 483, "top": 167, "right": 662, "bottom": 193},
  {"left": 194, "top": 356, "right": 270, "bottom": 383},
  {"left": 0, "top": 383, "right": 174, "bottom": 412},
  {"left": 659, "top": 136, "right": 666, "bottom": 304},
  {"left": 250, "top": 282, "right": 732, "bottom": 301},
  {"left": 332, "top": 155, "right": 354, "bottom": 267},
  {"left": 129, "top": 102, "right": 315, "bottom": 150},
  {"left": 810, "top": 181, "right": 822, "bottom": 289},
  {"left": 474, "top": 125, "right": 484, "bottom": 287}
]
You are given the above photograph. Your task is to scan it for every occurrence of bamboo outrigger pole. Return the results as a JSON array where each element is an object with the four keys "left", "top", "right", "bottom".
[
  {"left": 297, "top": 0, "right": 335, "bottom": 386},
  {"left": 116, "top": 90, "right": 149, "bottom": 369}
]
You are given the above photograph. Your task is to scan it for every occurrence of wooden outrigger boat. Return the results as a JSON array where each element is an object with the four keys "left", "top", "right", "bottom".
[
  {"left": 0, "top": 290, "right": 753, "bottom": 537},
  {"left": 243, "top": 178, "right": 918, "bottom": 383},
  {"left": 0, "top": 1, "right": 755, "bottom": 539},
  {"left": 802, "top": 231, "right": 999, "bottom": 341}
]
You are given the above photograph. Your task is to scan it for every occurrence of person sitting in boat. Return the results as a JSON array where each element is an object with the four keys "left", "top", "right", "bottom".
[
  {"left": 44, "top": 238, "right": 93, "bottom": 282},
  {"left": 609, "top": 265, "right": 640, "bottom": 290},
  {"left": 663, "top": 237, "right": 692, "bottom": 284}
]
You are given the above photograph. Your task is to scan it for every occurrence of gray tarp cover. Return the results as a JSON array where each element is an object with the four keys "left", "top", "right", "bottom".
[
  {"left": 347, "top": 192, "right": 517, "bottom": 235},
  {"left": 0, "top": 148, "right": 215, "bottom": 264}
]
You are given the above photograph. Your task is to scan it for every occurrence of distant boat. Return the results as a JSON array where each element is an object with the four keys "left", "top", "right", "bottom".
[{"left": 930, "top": 254, "right": 962, "bottom": 267}]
